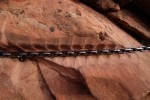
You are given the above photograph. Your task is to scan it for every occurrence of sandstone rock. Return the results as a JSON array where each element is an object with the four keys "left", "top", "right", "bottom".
[
  {"left": 81, "top": 0, "right": 120, "bottom": 11},
  {"left": 82, "top": 0, "right": 150, "bottom": 16},
  {"left": 108, "top": 9, "right": 150, "bottom": 39},
  {"left": 0, "top": 0, "right": 149, "bottom": 100},
  {"left": 116, "top": 0, "right": 150, "bottom": 16},
  {"left": 0, "top": 58, "right": 54, "bottom": 100}
]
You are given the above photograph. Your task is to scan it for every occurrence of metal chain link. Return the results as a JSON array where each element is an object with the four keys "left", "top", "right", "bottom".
[{"left": 0, "top": 46, "right": 149, "bottom": 62}]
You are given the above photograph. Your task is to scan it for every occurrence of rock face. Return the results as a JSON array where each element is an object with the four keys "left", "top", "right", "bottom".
[
  {"left": 81, "top": 0, "right": 120, "bottom": 11},
  {"left": 108, "top": 9, "right": 150, "bottom": 39},
  {"left": 0, "top": 0, "right": 149, "bottom": 100}
]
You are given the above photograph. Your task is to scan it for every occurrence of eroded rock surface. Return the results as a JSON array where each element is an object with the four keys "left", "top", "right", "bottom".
[
  {"left": 0, "top": 0, "right": 149, "bottom": 100},
  {"left": 108, "top": 9, "right": 150, "bottom": 39},
  {"left": 81, "top": 0, "right": 120, "bottom": 11}
]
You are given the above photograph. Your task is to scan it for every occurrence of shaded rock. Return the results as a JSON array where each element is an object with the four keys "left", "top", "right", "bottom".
[
  {"left": 38, "top": 59, "right": 97, "bottom": 100},
  {"left": 116, "top": 0, "right": 133, "bottom": 6},
  {"left": 134, "top": 0, "right": 150, "bottom": 16},
  {"left": 81, "top": 0, "right": 120, "bottom": 12},
  {"left": 0, "top": 0, "right": 149, "bottom": 100},
  {"left": 108, "top": 9, "right": 150, "bottom": 39}
]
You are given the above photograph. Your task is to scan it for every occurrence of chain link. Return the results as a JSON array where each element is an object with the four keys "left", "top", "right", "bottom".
[{"left": 0, "top": 46, "right": 149, "bottom": 62}]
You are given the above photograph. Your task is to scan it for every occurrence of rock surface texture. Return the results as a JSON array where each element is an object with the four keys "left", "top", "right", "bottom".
[{"left": 0, "top": 0, "right": 150, "bottom": 100}]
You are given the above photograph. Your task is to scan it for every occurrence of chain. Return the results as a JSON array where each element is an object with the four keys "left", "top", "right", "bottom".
[{"left": 0, "top": 46, "right": 149, "bottom": 62}]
